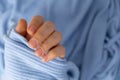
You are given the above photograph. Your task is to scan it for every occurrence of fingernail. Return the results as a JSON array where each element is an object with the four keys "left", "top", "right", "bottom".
[
  {"left": 35, "top": 48, "right": 42, "bottom": 56},
  {"left": 28, "top": 25, "right": 36, "bottom": 35},
  {"left": 29, "top": 38, "right": 38, "bottom": 48}
]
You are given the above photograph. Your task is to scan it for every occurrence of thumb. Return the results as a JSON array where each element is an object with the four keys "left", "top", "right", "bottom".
[{"left": 16, "top": 19, "right": 27, "bottom": 37}]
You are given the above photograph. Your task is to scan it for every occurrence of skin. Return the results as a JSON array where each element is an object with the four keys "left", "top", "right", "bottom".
[{"left": 16, "top": 15, "right": 65, "bottom": 62}]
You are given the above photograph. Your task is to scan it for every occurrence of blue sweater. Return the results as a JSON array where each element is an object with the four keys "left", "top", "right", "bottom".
[{"left": 0, "top": 0, "right": 120, "bottom": 80}]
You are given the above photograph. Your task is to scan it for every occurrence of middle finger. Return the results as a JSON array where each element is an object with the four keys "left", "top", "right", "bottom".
[{"left": 29, "top": 21, "right": 55, "bottom": 48}]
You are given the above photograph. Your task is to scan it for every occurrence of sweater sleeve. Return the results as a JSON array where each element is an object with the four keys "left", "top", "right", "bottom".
[
  {"left": 1, "top": 28, "right": 80, "bottom": 80},
  {"left": 0, "top": 0, "right": 12, "bottom": 75}
]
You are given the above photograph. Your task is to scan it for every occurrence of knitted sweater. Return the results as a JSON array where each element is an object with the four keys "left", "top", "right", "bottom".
[{"left": 0, "top": 0, "right": 120, "bottom": 80}]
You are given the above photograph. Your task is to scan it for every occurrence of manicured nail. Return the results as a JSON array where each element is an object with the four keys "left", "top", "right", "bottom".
[
  {"left": 35, "top": 48, "right": 42, "bottom": 56},
  {"left": 29, "top": 38, "right": 38, "bottom": 48},
  {"left": 28, "top": 25, "right": 36, "bottom": 35}
]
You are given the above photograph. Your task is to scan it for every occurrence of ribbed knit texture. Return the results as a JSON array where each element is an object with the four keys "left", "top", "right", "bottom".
[
  {"left": 1, "top": 29, "right": 80, "bottom": 80},
  {"left": 0, "top": 0, "right": 120, "bottom": 80}
]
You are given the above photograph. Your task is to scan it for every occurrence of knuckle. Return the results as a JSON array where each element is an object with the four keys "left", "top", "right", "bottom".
[
  {"left": 45, "top": 21, "right": 55, "bottom": 30},
  {"left": 44, "top": 40, "right": 51, "bottom": 47},
  {"left": 52, "top": 32, "right": 58, "bottom": 40},
  {"left": 30, "top": 24, "right": 38, "bottom": 28},
  {"left": 37, "top": 30, "right": 46, "bottom": 39},
  {"left": 53, "top": 31, "right": 62, "bottom": 41},
  {"left": 33, "top": 15, "right": 44, "bottom": 20},
  {"left": 57, "top": 31, "right": 62, "bottom": 40},
  {"left": 20, "top": 19, "right": 26, "bottom": 23},
  {"left": 31, "top": 16, "right": 44, "bottom": 26}
]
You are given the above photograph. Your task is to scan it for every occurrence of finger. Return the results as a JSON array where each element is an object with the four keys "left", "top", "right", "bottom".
[
  {"left": 27, "top": 16, "right": 44, "bottom": 37},
  {"left": 16, "top": 19, "right": 27, "bottom": 37},
  {"left": 42, "top": 45, "right": 65, "bottom": 62},
  {"left": 29, "top": 21, "right": 55, "bottom": 48},
  {"left": 35, "top": 48, "right": 46, "bottom": 58},
  {"left": 35, "top": 31, "right": 62, "bottom": 56}
]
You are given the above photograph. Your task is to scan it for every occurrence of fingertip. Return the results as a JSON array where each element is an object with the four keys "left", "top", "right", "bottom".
[
  {"left": 27, "top": 16, "right": 44, "bottom": 36},
  {"left": 16, "top": 19, "right": 27, "bottom": 36}
]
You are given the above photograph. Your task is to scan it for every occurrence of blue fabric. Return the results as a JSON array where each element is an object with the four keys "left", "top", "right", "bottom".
[
  {"left": 1, "top": 29, "right": 79, "bottom": 80},
  {"left": 0, "top": 0, "right": 120, "bottom": 80}
]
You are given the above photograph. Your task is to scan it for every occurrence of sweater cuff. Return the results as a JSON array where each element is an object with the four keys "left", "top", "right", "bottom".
[{"left": 2, "top": 28, "right": 79, "bottom": 80}]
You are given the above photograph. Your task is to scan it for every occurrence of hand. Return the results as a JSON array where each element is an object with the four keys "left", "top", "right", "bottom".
[{"left": 16, "top": 16, "right": 65, "bottom": 62}]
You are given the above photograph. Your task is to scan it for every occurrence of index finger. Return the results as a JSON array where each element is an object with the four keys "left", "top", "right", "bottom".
[{"left": 27, "top": 16, "right": 44, "bottom": 36}]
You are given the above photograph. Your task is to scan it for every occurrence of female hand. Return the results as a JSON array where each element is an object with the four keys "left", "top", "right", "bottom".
[{"left": 16, "top": 15, "right": 65, "bottom": 62}]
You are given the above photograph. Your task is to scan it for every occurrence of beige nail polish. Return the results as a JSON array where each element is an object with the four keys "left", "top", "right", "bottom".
[{"left": 29, "top": 38, "right": 38, "bottom": 48}]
